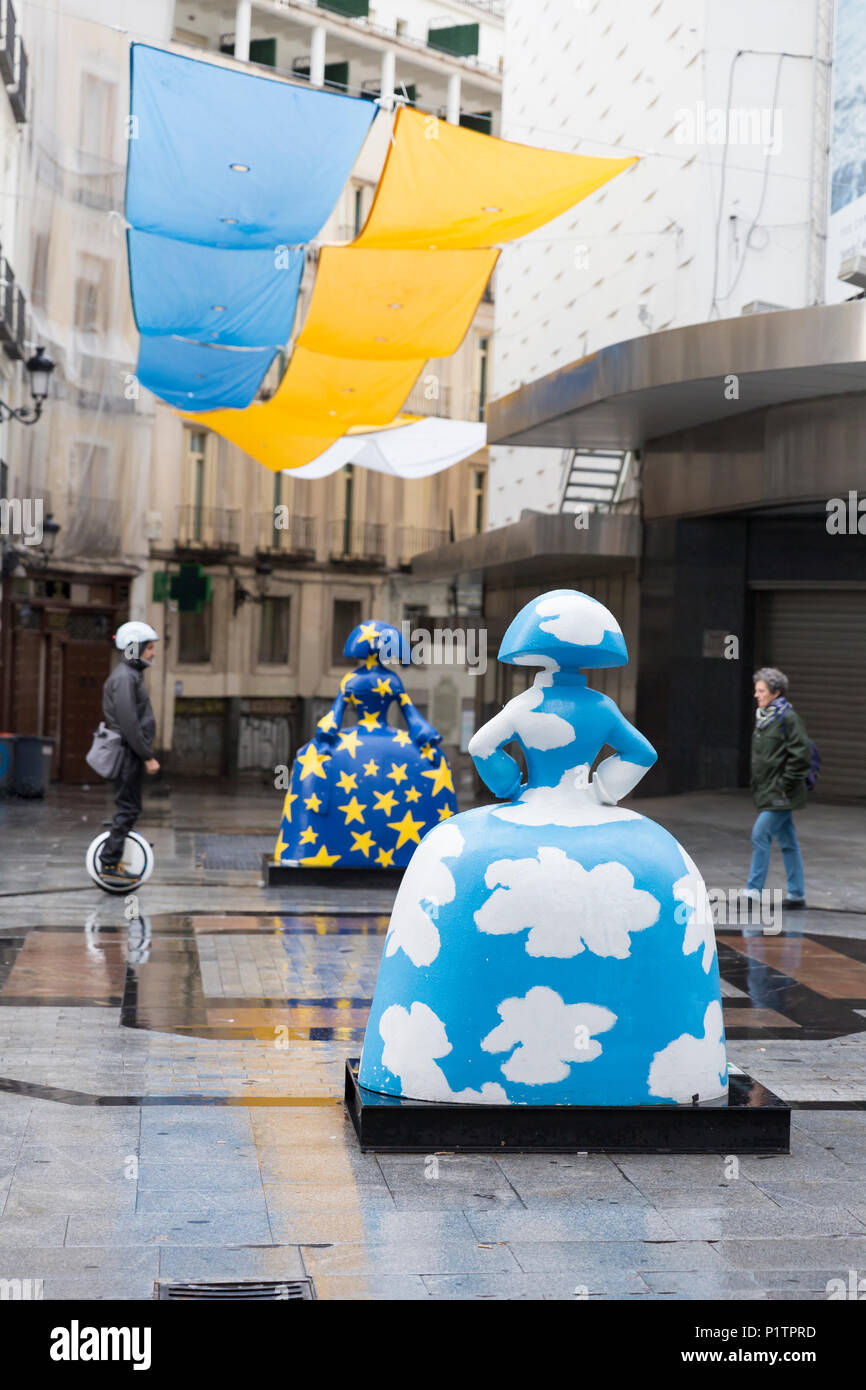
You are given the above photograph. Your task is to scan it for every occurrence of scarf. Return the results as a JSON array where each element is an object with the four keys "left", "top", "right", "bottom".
[{"left": 755, "top": 694, "right": 792, "bottom": 729}]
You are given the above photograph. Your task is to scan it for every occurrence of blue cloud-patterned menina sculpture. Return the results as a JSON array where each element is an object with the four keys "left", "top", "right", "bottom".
[
  {"left": 359, "top": 589, "right": 728, "bottom": 1107},
  {"left": 274, "top": 621, "right": 457, "bottom": 870}
]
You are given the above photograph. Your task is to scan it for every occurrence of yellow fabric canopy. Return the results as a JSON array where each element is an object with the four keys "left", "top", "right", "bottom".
[
  {"left": 186, "top": 108, "right": 637, "bottom": 471},
  {"left": 298, "top": 246, "right": 499, "bottom": 360},
  {"left": 355, "top": 106, "right": 638, "bottom": 250},
  {"left": 186, "top": 349, "right": 425, "bottom": 472}
]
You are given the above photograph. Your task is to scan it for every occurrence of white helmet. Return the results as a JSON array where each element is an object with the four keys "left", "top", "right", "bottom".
[{"left": 115, "top": 621, "right": 159, "bottom": 664}]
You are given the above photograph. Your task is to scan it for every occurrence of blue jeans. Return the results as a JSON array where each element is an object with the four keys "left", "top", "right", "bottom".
[{"left": 748, "top": 810, "right": 805, "bottom": 899}]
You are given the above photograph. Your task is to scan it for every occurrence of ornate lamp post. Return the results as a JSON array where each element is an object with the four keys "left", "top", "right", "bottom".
[{"left": 0, "top": 346, "right": 55, "bottom": 425}]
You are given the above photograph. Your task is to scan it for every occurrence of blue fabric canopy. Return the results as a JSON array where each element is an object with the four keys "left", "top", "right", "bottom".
[
  {"left": 128, "top": 231, "right": 304, "bottom": 346},
  {"left": 126, "top": 44, "right": 377, "bottom": 408},
  {"left": 126, "top": 45, "right": 377, "bottom": 249},
  {"left": 136, "top": 337, "right": 277, "bottom": 411}
]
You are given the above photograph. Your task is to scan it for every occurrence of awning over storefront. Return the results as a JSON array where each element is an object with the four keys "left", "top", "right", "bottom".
[
  {"left": 487, "top": 301, "right": 866, "bottom": 452},
  {"left": 410, "top": 509, "right": 640, "bottom": 585}
]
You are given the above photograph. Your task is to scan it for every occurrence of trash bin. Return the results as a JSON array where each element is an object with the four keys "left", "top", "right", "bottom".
[
  {"left": 14, "top": 736, "right": 54, "bottom": 798},
  {"left": 0, "top": 734, "right": 14, "bottom": 796}
]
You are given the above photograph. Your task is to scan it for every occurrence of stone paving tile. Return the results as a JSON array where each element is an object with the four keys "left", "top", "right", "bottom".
[
  {"left": 253, "top": 1147, "right": 384, "bottom": 1185},
  {"left": 65, "top": 1213, "right": 275, "bottom": 1246},
  {"left": 264, "top": 1183, "right": 396, "bottom": 1219},
  {"left": 136, "top": 1187, "right": 269, "bottom": 1217},
  {"left": 137, "top": 1161, "right": 263, "bottom": 1191},
  {"left": 41, "top": 1278, "right": 160, "bottom": 1301},
  {"left": 465, "top": 1207, "right": 679, "bottom": 1242},
  {"left": 157, "top": 1244, "right": 306, "bottom": 1281},
  {"left": 0, "top": 1216, "right": 68, "bottom": 1245},
  {"left": 517, "top": 1186, "right": 653, "bottom": 1209},
  {"left": 753, "top": 1181, "right": 866, "bottom": 1209},
  {"left": 388, "top": 1186, "right": 527, "bottom": 1212},
  {"left": 660, "top": 1206, "right": 866, "bottom": 1240},
  {"left": 715, "top": 1237, "right": 866, "bottom": 1270},
  {"left": 312, "top": 1274, "right": 430, "bottom": 1299},
  {"left": 5, "top": 1182, "right": 139, "bottom": 1218},
  {"left": 378, "top": 1154, "right": 516, "bottom": 1191},
  {"left": 422, "top": 1270, "right": 653, "bottom": 1299},
  {"left": 630, "top": 1184, "right": 781, "bottom": 1210},
  {"left": 262, "top": 1210, "right": 475, "bottom": 1244},
  {"left": 302, "top": 1239, "right": 523, "bottom": 1277},
  {"left": 639, "top": 1268, "right": 767, "bottom": 1296},
  {"left": 0, "top": 1246, "right": 159, "bottom": 1276},
  {"left": 507, "top": 1239, "right": 726, "bottom": 1274}
]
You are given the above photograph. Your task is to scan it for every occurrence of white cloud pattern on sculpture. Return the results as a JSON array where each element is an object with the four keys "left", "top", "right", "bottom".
[
  {"left": 647, "top": 1001, "right": 727, "bottom": 1103},
  {"left": 673, "top": 846, "right": 715, "bottom": 973},
  {"left": 481, "top": 986, "right": 616, "bottom": 1084},
  {"left": 475, "top": 846, "right": 660, "bottom": 958},
  {"left": 384, "top": 822, "right": 464, "bottom": 967},
  {"left": 468, "top": 683, "right": 574, "bottom": 759},
  {"left": 379, "top": 1002, "right": 507, "bottom": 1104},
  {"left": 535, "top": 592, "right": 622, "bottom": 647},
  {"left": 493, "top": 763, "right": 640, "bottom": 827}
]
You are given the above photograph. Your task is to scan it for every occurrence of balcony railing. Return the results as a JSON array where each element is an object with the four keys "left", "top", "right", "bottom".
[
  {"left": 328, "top": 519, "right": 386, "bottom": 564},
  {"left": 402, "top": 381, "right": 486, "bottom": 422},
  {"left": 397, "top": 526, "right": 450, "bottom": 565},
  {"left": 176, "top": 506, "right": 240, "bottom": 552},
  {"left": 255, "top": 511, "right": 316, "bottom": 557},
  {"left": 0, "top": 255, "right": 26, "bottom": 360}
]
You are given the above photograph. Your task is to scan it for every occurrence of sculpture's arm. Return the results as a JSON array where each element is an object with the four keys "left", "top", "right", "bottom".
[
  {"left": 315, "top": 691, "right": 346, "bottom": 746},
  {"left": 392, "top": 674, "right": 441, "bottom": 747},
  {"left": 592, "top": 705, "right": 658, "bottom": 805},
  {"left": 468, "top": 703, "right": 523, "bottom": 799}
]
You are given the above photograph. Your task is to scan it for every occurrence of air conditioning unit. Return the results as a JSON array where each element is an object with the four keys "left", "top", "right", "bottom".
[
  {"left": 740, "top": 300, "right": 788, "bottom": 316},
  {"left": 838, "top": 255, "right": 866, "bottom": 291}
]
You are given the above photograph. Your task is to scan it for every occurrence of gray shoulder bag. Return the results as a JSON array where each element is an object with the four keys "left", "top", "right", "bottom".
[{"left": 85, "top": 722, "right": 125, "bottom": 780}]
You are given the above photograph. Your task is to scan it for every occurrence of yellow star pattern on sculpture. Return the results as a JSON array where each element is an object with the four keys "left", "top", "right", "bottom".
[
  {"left": 387, "top": 762, "right": 408, "bottom": 784},
  {"left": 391, "top": 728, "right": 411, "bottom": 747},
  {"left": 363, "top": 758, "right": 379, "bottom": 777},
  {"left": 304, "top": 792, "right": 322, "bottom": 813},
  {"left": 422, "top": 759, "right": 455, "bottom": 797},
  {"left": 388, "top": 809, "right": 426, "bottom": 848},
  {"left": 359, "top": 622, "right": 381, "bottom": 645},
  {"left": 337, "top": 728, "right": 362, "bottom": 757},
  {"left": 404, "top": 785, "right": 422, "bottom": 803},
  {"left": 437, "top": 805, "right": 454, "bottom": 820},
  {"left": 350, "top": 830, "right": 376, "bottom": 858},
  {"left": 345, "top": 693, "right": 361, "bottom": 707},
  {"left": 280, "top": 790, "right": 298, "bottom": 822},
  {"left": 359, "top": 711, "right": 381, "bottom": 732},
  {"left": 399, "top": 693, "right": 412, "bottom": 706},
  {"left": 339, "top": 795, "right": 367, "bottom": 826},
  {"left": 274, "top": 829, "right": 288, "bottom": 858},
  {"left": 373, "top": 789, "right": 398, "bottom": 815},
  {"left": 299, "top": 826, "right": 318, "bottom": 846},
  {"left": 337, "top": 771, "right": 358, "bottom": 793},
  {"left": 364, "top": 654, "right": 378, "bottom": 670},
  {"left": 376, "top": 847, "right": 395, "bottom": 867},
  {"left": 297, "top": 745, "right": 330, "bottom": 780},
  {"left": 373, "top": 677, "right": 392, "bottom": 697},
  {"left": 300, "top": 844, "right": 341, "bottom": 868},
  {"left": 317, "top": 710, "right": 337, "bottom": 733}
]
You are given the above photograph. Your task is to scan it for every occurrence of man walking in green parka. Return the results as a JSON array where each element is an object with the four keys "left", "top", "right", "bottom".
[{"left": 747, "top": 666, "right": 812, "bottom": 908}]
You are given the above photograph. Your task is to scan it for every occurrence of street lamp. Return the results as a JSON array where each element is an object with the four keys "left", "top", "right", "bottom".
[{"left": 0, "top": 346, "right": 56, "bottom": 425}]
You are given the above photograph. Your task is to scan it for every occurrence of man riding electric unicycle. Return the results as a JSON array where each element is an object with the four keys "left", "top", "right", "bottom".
[{"left": 86, "top": 621, "right": 160, "bottom": 891}]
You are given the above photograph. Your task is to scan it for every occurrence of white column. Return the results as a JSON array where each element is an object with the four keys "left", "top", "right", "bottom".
[
  {"left": 446, "top": 72, "right": 461, "bottom": 125},
  {"left": 380, "top": 48, "right": 396, "bottom": 109},
  {"left": 310, "top": 26, "right": 327, "bottom": 88},
  {"left": 234, "top": 0, "right": 252, "bottom": 63}
]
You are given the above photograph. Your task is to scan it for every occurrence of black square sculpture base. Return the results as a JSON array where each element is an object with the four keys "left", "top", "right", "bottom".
[
  {"left": 263, "top": 856, "right": 404, "bottom": 888},
  {"left": 344, "top": 1060, "right": 790, "bottom": 1154}
]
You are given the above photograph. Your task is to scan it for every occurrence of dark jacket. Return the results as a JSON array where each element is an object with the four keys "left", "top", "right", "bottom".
[
  {"left": 102, "top": 660, "right": 156, "bottom": 763},
  {"left": 751, "top": 706, "right": 811, "bottom": 812}
]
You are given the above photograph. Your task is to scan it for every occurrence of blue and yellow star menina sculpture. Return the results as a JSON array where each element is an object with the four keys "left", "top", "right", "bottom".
[{"left": 274, "top": 620, "right": 458, "bottom": 870}]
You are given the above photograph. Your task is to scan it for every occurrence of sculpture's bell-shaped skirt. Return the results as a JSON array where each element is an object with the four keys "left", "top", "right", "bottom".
[{"left": 359, "top": 790, "right": 728, "bottom": 1106}]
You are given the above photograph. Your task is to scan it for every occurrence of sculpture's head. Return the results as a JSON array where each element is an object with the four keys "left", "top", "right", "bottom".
[
  {"left": 498, "top": 589, "right": 628, "bottom": 670},
  {"left": 344, "top": 620, "right": 410, "bottom": 665}
]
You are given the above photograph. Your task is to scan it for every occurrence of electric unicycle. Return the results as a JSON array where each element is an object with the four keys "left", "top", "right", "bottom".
[{"left": 85, "top": 829, "right": 154, "bottom": 894}]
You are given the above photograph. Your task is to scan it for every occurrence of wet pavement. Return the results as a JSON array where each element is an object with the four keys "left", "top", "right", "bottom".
[{"left": 1, "top": 782, "right": 865, "bottom": 1300}]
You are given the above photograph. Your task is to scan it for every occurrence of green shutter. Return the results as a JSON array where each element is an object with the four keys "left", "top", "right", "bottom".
[
  {"left": 427, "top": 23, "right": 480, "bottom": 58},
  {"left": 317, "top": 0, "right": 369, "bottom": 18}
]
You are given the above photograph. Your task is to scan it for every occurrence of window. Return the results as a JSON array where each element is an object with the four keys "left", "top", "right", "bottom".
[
  {"left": 473, "top": 469, "right": 486, "bottom": 534},
  {"left": 79, "top": 75, "right": 117, "bottom": 161},
  {"left": 185, "top": 431, "right": 208, "bottom": 542},
  {"left": 178, "top": 606, "right": 212, "bottom": 663},
  {"left": 477, "top": 336, "right": 489, "bottom": 421},
  {"left": 73, "top": 254, "right": 110, "bottom": 331},
  {"left": 259, "top": 596, "right": 291, "bottom": 664},
  {"left": 332, "top": 598, "right": 362, "bottom": 665},
  {"left": 353, "top": 186, "right": 364, "bottom": 236},
  {"left": 31, "top": 234, "right": 49, "bottom": 312}
]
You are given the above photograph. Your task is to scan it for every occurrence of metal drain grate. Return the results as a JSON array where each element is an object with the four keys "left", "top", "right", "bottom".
[{"left": 156, "top": 1279, "right": 314, "bottom": 1300}]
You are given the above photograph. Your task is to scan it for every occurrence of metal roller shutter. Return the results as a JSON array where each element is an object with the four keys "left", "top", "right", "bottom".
[{"left": 754, "top": 590, "right": 866, "bottom": 800}]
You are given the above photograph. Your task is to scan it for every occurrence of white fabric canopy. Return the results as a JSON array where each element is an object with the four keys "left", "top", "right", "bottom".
[{"left": 284, "top": 416, "right": 487, "bottom": 479}]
